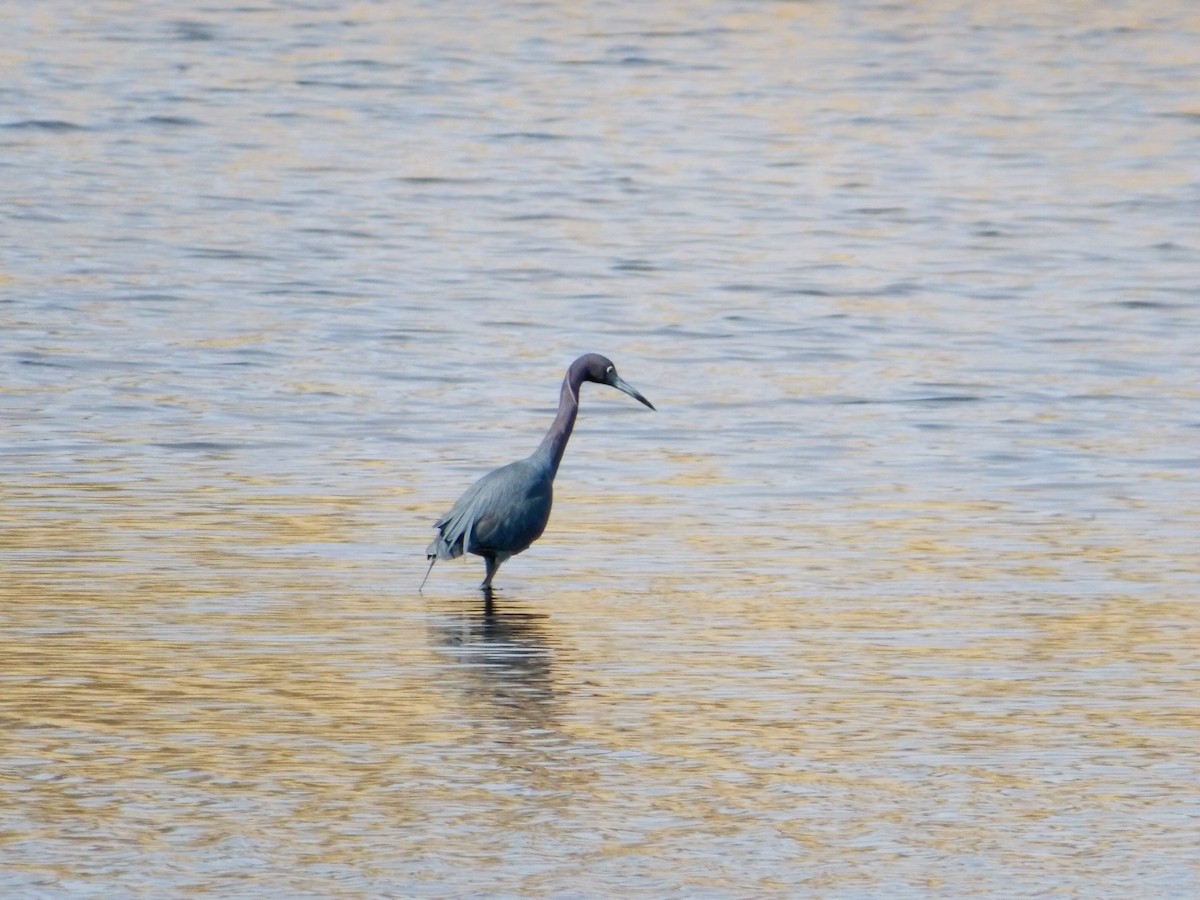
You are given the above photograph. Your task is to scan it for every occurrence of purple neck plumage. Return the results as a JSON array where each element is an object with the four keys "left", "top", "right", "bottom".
[{"left": 534, "top": 358, "right": 589, "bottom": 477}]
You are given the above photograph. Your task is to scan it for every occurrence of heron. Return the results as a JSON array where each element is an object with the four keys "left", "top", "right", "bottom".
[{"left": 422, "top": 353, "right": 655, "bottom": 592}]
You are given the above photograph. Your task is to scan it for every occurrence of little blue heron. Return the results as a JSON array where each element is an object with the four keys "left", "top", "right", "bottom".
[{"left": 422, "top": 353, "right": 655, "bottom": 591}]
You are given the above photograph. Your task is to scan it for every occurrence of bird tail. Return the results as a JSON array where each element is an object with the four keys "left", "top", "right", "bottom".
[
  {"left": 426, "top": 511, "right": 472, "bottom": 561},
  {"left": 422, "top": 513, "right": 472, "bottom": 592}
]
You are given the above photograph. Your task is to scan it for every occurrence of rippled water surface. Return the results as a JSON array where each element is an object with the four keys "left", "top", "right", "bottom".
[{"left": 3, "top": 2, "right": 1199, "bottom": 896}]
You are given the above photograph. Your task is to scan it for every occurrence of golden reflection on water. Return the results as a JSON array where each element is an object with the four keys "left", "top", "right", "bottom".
[
  {"left": 5, "top": 0, "right": 1200, "bottom": 889},
  {"left": 4, "top": 468, "right": 1197, "bottom": 892}
]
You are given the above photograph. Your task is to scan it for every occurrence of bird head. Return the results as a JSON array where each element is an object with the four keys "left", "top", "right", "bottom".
[{"left": 578, "top": 354, "right": 655, "bottom": 410}]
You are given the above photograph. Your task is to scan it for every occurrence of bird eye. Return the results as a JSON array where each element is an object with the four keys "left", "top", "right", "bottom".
[{"left": 605, "top": 365, "right": 614, "bottom": 374}]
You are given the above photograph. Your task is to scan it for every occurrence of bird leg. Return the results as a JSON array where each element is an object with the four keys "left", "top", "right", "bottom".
[
  {"left": 481, "top": 556, "right": 500, "bottom": 590},
  {"left": 419, "top": 556, "right": 436, "bottom": 592}
]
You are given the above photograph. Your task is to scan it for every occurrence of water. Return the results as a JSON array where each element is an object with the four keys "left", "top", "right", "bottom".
[{"left": 3, "top": 2, "right": 1198, "bottom": 895}]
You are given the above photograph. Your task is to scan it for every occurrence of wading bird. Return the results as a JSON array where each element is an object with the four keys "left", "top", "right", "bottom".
[{"left": 422, "top": 354, "right": 654, "bottom": 592}]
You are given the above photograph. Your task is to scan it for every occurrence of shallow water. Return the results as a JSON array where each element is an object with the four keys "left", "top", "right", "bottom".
[{"left": 3, "top": 2, "right": 1199, "bottom": 896}]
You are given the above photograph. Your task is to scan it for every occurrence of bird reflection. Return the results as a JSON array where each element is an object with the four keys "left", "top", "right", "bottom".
[{"left": 425, "top": 593, "right": 561, "bottom": 722}]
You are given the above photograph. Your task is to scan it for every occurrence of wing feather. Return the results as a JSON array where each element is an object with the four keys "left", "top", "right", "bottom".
[{"left": 426, "top": 458, "right": 553, "bottom": 561}]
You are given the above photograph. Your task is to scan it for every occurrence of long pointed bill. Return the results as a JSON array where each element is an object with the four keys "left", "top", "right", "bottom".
[{"left": 611, "top": 375, "right": 655, "bottom": 411}]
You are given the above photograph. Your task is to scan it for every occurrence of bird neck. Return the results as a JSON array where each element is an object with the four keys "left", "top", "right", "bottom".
[{"left": 534, "top": 363, "right": 585, "bottom": 477}]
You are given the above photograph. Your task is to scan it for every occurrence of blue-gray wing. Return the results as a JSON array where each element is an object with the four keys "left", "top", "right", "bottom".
[{"left": 426, "top": 458, "right": 553, "bottom": 561}]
